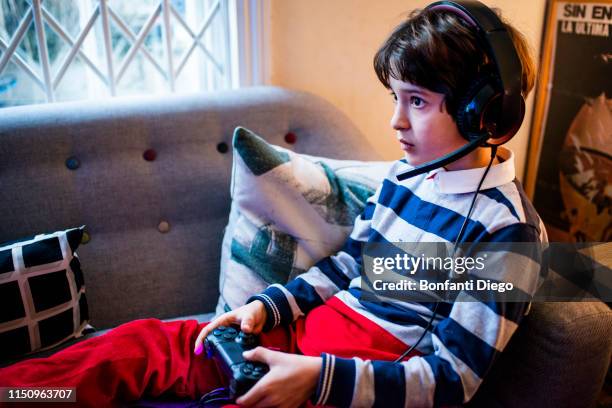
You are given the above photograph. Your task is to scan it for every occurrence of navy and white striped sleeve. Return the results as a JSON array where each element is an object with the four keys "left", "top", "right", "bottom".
[
  {"left": 311, "top": 223, "right": 544, "bottom": 407},
  {"left": 247, "top": 184, "right": 381, "bottom": 331}
]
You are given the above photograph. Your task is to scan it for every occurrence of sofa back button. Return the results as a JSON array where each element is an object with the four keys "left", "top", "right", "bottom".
[
  {"left": 66, "top": 156, "right": 81, "bottom": 170},
  {"left": 217, "top": 142, "right": 228, "bottom": 154},
  {"left": 284, "top": 132, "right": 297, "bottom": 144},
  {"left": 158, "top": 221, "right": 170, "bottom": 233},
  {"left": 143, "top": 149, "right": 157, "bottom": 161}
]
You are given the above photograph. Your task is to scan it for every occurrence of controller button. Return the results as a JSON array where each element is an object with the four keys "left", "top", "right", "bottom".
[
  {"left": 245, "top": 363, "right": 254, "bottom": 369},
  {"left": 212, "top": 329, "right": 223, "bottom": 336},
  {"left": 242, "top": 366, "right": 253, "bottom": 375},
  {"left": 223, "top": 333, "right": 234, "bottom": 340},
  {"left": 227, "top": 327, "right": 237, "bottom": 335},
  {"left": 217, "top": 326, "right": 227, "bottom": 331},
  {"left": 254, "top": 366, "right": 264, "bottom": 373}
]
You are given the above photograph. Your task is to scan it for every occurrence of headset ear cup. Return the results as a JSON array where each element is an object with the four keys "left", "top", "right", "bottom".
[
  {"left": 489, "top": 95, "right": 526, "bottom": 145},
  {"left": 455, "top": 75, "right": 500, "bottom": 141}
]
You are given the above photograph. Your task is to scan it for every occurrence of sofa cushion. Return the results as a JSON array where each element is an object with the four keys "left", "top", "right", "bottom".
[
  {"left": 0, "top": 227, "right": 89, "bottom": 361},
  {"left": 216, "top": 127, "right": 391, "bottom": 313},
  {"left": 468, "top": 301, "right": 612, "bottom": 407}
]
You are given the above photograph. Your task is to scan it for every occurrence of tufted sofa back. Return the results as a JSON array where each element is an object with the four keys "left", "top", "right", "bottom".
[{"left": 0, "top": 86, "right": 380, "bottom": 329}]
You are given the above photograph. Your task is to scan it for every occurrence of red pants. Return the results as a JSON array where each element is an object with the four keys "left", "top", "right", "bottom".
[{"left": 0, "top": 298, "right": 415, "bottom": 407}]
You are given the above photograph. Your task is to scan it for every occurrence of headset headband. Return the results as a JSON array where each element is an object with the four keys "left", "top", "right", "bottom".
[{"left": 426, "top": 0, "right": 523, "bottom": 136}]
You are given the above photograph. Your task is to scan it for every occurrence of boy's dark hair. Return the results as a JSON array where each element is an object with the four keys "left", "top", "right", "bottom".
[{"left": 373, "top": 8, "right": 535, "bottom": 116}]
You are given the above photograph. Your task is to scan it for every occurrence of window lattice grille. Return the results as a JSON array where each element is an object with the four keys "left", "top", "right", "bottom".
[{"left": 0, "top": 0, "right": 232, "bottom": 106}]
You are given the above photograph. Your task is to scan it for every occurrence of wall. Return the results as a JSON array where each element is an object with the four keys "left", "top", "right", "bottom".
[{"left": 265, "top": 0, "right": 547, "bottom": 181}]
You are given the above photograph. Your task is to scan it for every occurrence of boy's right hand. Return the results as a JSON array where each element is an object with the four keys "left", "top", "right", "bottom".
[{"left": 193, "top": 300, "right": 267, "bottom": 355}]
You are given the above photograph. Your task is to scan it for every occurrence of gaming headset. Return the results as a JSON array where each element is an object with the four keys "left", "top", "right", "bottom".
[{"left": 396, "top": 0, "right": 525, "bottom": 181}]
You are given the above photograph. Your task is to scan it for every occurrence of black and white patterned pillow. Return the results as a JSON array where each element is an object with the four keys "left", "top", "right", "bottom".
[{"left": 0, "top": 227, "right": 89, "bottom": 360}]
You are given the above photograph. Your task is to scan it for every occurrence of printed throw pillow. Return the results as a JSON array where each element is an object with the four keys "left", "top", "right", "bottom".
[
  {"left": 216, "top": 127, "right": 392, "bottom": 313},
  {"left": 0, "top": 227, "right": 89, "bottom": 360}
]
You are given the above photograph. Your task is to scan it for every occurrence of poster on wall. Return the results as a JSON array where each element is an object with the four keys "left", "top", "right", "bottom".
[{"left": 526, "top": 0, "right": 612, "bottom": 242}]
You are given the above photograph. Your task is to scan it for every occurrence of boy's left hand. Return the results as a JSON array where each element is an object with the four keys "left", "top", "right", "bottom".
[{"left": 236, "top": 347, "right": 322, "bottom": 408}]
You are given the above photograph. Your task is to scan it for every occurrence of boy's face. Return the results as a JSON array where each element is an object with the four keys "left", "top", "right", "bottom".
[{"left": 389, "top": 77, "right": 467, "bottom": 166}]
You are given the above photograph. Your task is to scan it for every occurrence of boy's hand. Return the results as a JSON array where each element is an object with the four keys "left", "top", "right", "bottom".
[
  {"left": 236, "top": 347, "right": 322, "bottom": 408},
  {"left": 193, "top": 300, "right": 267, "bottom": 354}
]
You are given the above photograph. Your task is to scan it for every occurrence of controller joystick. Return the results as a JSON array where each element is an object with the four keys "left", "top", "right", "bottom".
[
  {"left": 204, "top": 325, "right": 269, "bottom": 398},
  {"left": 235, "top": 331, "right": 257, "bottom": 349}
]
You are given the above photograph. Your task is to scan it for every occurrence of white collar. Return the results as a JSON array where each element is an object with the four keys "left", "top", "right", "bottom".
[{"left": 402, "top": 146, "right": 516, "bottom": 194}]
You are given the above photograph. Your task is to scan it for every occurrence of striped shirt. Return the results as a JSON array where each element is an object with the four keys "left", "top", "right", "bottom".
[{"left": 249, "top": 147, "right": 547, "bottom": 407}]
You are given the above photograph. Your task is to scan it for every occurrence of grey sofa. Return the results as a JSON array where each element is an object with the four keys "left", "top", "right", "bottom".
[{"left": 0, "top": 86, "right": 610, "bottom": 407}]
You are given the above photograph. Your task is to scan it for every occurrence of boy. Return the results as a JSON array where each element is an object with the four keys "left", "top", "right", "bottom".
[
  {"left": 0, "top": 2, "right": 545, "bottom": 407},
  {"left": 194, "top": 3, "right": 545, "bottom": 407}
]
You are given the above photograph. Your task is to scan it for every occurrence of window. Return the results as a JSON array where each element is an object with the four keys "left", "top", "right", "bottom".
[{"left": 0, "top": 0, "right": 264, "bottom": 107}]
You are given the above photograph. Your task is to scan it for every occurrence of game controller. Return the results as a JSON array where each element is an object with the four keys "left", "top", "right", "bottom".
[{"left": 204, "top": 325, "right": 269, "bottom": 398}]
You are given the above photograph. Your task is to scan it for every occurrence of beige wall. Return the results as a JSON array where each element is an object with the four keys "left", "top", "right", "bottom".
[{"left": 265, "top": 0, "right": 547, "bottom": 181}]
